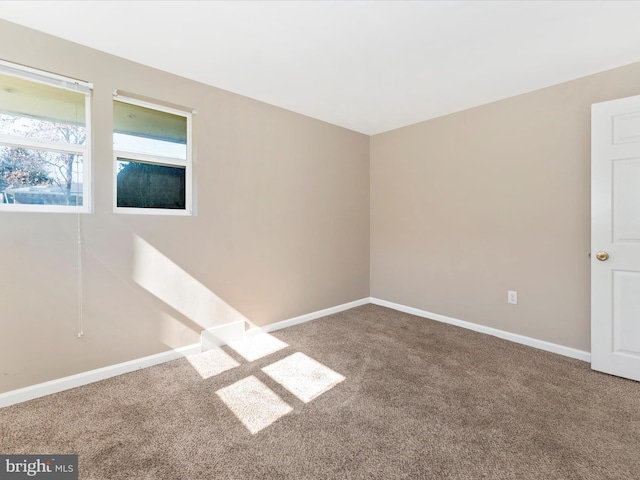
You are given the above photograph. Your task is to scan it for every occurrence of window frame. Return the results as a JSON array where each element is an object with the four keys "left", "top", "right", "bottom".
[
  {"left": 112, "top": 94, "right": 193, "bottom": 216},
  {"left": 0, "top": 59, "right": 93, "bottom": 213}
]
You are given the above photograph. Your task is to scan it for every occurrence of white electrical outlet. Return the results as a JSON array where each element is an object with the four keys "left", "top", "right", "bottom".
[{"left": 508, "top": 290, "right": 518, "bottom": 305}]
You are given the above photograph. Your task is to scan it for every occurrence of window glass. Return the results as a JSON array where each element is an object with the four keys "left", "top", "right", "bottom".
[
  {"left": 0, "top": 146, "right": 83, "bottom": 206},
  {"left": 113, "top": 101, "right": 186, "bottom": 158},
  {"left": 113, "top": 97, "right": 191, "bottom": 214},
  {"left": 116, "top": 159, "right": 185, "bottom": 209},
  {"left": 0, "top": 65, "right": 91, "bottom": 212},
  {"left": 0, "top": 72, "right": 86, "bottom": 133},
  {"left": 113, "top": 133, "right": 185, "bottom": 160}
]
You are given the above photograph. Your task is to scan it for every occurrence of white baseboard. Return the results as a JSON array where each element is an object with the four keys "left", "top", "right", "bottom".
[
  {"left": 0, "top": 343, "right": 201, "bottom": 409},
  {"left": 0, "top": 297, "right": 370, "bottom": 409},
  {"left": 370, "top": 297, "right": 591, "bottom": 363},
  {"left": 260, "top": 297, "right": 370, "bottom": 333},
  {"left": 1, "top": 295, "right": 588, "bottom": 409}
]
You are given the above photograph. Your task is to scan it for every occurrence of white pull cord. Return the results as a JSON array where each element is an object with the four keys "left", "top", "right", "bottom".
[{"left": 77, "top": 213, "right": 84, "bottom": 338}]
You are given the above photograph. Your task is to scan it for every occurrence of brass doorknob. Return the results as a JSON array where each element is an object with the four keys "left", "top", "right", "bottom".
[{"left": 595, "top": 251, "right": 610, "bottom": 261}]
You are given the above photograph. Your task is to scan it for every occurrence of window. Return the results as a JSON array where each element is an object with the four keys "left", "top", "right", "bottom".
[
  {"left": 0, "top": 60, "right": 92, "bottom": 212},
  {"left": 113, "top": 93, "right": 192, "bottom": 215}
]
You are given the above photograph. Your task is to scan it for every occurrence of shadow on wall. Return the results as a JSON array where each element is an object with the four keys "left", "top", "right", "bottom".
[
  {"left": 132, "top": 235, "right": 345, "bottom": 434},
  {"left": 131, "top": 234, "right": 250, "bottom": 348}
]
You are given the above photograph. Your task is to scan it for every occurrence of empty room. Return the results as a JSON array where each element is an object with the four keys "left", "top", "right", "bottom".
[{"left": 0, "top": 1, "right": 639, "bottom": 479}]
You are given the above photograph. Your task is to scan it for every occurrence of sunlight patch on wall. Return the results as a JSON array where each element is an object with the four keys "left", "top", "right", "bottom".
[
  {"left": 216, "top": 375, "right": 293, "bottom": 434},
  {"left": 227, "top": 332, "right": 289, "bottom": 362},
  {"left": 262, "top": 352, "right": 345, "bottom": 403},
  {"left": 185, "top": 347, "right": 240, "bottom": 380},
  {"left": 132, "top": 235, "right": 248, "bottom": 329}
]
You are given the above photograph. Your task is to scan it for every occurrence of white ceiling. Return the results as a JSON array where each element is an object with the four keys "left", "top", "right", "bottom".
[{"left": 2, "top": 1, "right": 640, "bottom": 135}]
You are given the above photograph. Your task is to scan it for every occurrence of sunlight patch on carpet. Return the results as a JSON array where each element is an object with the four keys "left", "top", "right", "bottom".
[
  {"left": 227, "top": 332, "right": 288, "bottom": 362},
  {"left": 262, "top": 352, "right": 345, "bottom": 403},
  {"left": 185, "top": 347, "right": 240, "bottom": 379},
  {"left": 216, "top": 376, "right": 292, "bottom": 434}
]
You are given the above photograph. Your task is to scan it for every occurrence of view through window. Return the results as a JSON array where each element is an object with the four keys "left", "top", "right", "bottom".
[
  {"left": 0, "top": 62, "right": 92, "bottom": 212},
  {"left": 113, "top": 97, "right": 192, "bottom": 214}
]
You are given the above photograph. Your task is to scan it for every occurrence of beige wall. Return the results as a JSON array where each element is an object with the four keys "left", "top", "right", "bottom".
[
  {"left": 0, "top": 21, "right": 370, "bottom": 393},
  {"left": 4, "top": 18, "right": 640, "bottom": 395},
  {"left": 371, "top": 61, "right": 640, "bottom": 352}
]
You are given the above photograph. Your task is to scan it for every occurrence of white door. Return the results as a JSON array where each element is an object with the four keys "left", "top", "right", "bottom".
[{"left": 592, "top": 95, "right": 640, "bottom": 382}]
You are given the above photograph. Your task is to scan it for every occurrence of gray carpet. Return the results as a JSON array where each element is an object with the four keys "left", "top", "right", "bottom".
[{"left": 1, "top": 304, "right": 639, "bottom": 479}]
